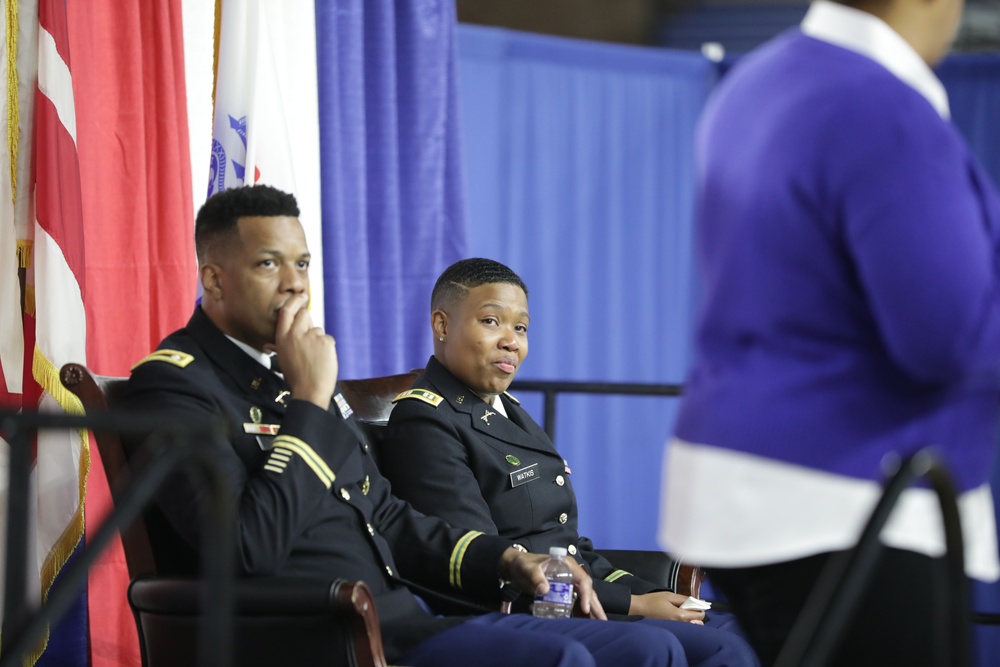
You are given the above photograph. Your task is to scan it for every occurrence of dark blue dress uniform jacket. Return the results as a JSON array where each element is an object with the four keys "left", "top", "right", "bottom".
[
  {"left": 381, "top": 356, "right": 664, "bottom": 615},
  {"left": 120, "top": 309, "right": 514, "bottom": 661}
]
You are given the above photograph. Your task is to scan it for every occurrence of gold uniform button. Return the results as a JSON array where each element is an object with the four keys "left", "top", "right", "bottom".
[
  {"left": 340, "top": 488, "right": 351, "bottom": 501},
  {"left": 568, "top": 544, "right": 578, "bottom": 555},
  {"left": 367, "top": 523, "right": 375, "bottom": 536},
  {"left": 385, "top": 565, "right": 393, "bottom": 576},
  {"left": 555, "top": 475, "right": 565, "bottom": 486},
  {"left": 558, "top": 513, "right": 568, "bottom": 524}
]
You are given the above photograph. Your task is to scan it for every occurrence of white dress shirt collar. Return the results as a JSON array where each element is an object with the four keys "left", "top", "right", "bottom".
[
  {"left": 492, "top": 393, "right": 509, "bottom": 418},
  {"left": 226, "top": 335, "right": 275, "bottom": 371},
  {"left": 801, "top": 0, "right": 950, "bottom": 119}
]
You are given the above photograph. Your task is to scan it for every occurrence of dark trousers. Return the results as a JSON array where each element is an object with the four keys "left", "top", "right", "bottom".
[
  {"left": 399, "top": 612, "right": 686, "bottom": 667},
  {"left": 399, "top": 610, "right": 760, "bottom": 667},
  {"left": 708, "top": 547, "right": 961, "bottom": 667}
]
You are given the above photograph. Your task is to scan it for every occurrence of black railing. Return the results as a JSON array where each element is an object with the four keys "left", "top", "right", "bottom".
[
  {"left": 5, "top": 384, "right": 1000, "bottom": 666},
  {"left": 508, "top": 379, "right": 1000, "bottom": 658},
  {"left": 775, "top": 450, "right": 970, "bottom": 667},
  {"left": 0, "top": 411, "right": 232, "bottom": 667},
  {"left": 509, "top": 379, "right": 683, "bottom": 441}
]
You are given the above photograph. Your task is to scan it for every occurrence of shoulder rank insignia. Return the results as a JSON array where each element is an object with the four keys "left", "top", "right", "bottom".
[
  {"left": 131, "top": 349, "right": 194, "bottom": 370},
  {"left": 502, "top": 390, "right": 520, "bottom": 405},
  {"left": 392, "top": 389, "right": 443, "bottom": 407}
]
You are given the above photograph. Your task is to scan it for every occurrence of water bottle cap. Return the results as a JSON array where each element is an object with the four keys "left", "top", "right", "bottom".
[{"left": 549, "top": 546, "right": 568, "bottom": 557}]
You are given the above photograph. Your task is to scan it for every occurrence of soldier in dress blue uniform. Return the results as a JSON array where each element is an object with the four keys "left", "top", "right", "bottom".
[
  {"left": 121, "top": 185, "right": 694, "bottom": 667},
  {"left": 380, "top": 258, "right": 760, "bottom": 667}
]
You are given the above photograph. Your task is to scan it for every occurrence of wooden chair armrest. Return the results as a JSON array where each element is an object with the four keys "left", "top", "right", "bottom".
[
  {"left": 595, "top": 549, "right": 705, "bottom": 598},
  {"left": 333, "top": 580, "right": 386, "bottom": 667}
]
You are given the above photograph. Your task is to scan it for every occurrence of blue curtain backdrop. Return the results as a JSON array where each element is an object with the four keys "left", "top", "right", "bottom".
[
  {"left": 315, "top": 0, "right": 467, "bottom": 379},
  {"left": 311, "top": 7, "right": 1000, "bottom": 657},
  {"left": 457, "top": 24, "right": 717, "bottom": 552},
  {"left": 941, "top": 54, "right": 1000, "bottom": 184},
  {"left": 457, "top": 34, "right": 1000, "bottom": 661},
  {"left": 938, "top": 53, "right": 1000, "bottom": 666}
]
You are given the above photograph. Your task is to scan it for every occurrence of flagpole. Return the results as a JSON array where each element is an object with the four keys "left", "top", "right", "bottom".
[{"left": 0, "top": 419, "right": 32, "bottom": 657}]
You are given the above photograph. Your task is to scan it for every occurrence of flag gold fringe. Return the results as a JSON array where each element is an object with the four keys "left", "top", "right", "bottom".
[
  {"left": 211, "top": 0, "right": 222, "bottom": 118},
  {"left": 6, "top": 0, "right": 18, "bottom": 207},
  {"left": 22, "top": 283, "right": 33, "bottom": 317},
  {"left": 26, "top": 347, "right": 91, "bottom": 667},
  {"left": 16, "top": 238, "right": 31, "bottom": 268}
]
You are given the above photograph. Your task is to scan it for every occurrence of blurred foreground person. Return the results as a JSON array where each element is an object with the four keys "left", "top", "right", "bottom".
[{"left": 660, "top": 0, "right": 1000, "bottom": 665}]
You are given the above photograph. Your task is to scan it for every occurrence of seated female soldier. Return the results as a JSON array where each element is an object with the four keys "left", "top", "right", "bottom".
[{"left": 380, "top": 257, "right": 759, "bottom": 667}]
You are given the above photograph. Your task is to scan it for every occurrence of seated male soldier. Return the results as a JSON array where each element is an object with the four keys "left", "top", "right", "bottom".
[{"left": 121, "top": 184, "right": 692, "bottom": 667}]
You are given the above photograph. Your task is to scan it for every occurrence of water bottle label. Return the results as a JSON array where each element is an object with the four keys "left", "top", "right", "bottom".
[{"left": 535, "top": 581, "right": 573, "bottom": 606}]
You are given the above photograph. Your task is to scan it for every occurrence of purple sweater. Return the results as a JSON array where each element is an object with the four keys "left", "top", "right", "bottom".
[{"left": 675, "top": 30, "right": 1000, "bottom": 494}]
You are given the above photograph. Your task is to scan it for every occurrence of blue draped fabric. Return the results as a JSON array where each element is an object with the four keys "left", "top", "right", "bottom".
[
  {"left": 457, "top": 34, "right": 1000, "bottom": 661},
  {"left": 457, "top": 25, "right": 717, "bottom": 551},
  {"left": 311, "top": 9, "right": 1000, "bottom": 658},
  {"left": 940, "top": 54, "right": 1000, "bottom": 185},
  {"left": 315, "top": 0, "right": 467, "bottom": 379},
  {"left": 938, "top": 52, "right": 1000, "bottom": 667}
]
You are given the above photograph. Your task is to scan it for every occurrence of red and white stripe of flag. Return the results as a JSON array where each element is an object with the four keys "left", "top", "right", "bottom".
[{"left": 0, "top": 0, "right": 90, "bottom": 662}]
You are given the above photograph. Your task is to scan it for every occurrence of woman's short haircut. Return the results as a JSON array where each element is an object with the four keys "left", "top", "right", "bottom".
[{"left": 431, "top": 258, "right": 529, "bottom": 312}]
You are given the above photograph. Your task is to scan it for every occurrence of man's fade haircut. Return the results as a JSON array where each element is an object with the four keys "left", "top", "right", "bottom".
[
  {"left": 195, "top": 184, "right": 300, "bottom": 264},
  {"left": 431, "top": 258, "right": 529, "bottom": 312}
]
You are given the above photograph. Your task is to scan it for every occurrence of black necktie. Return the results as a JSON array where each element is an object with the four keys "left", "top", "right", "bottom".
[{"left": 269, "top": 354, "right": 282, "bottom": 374}]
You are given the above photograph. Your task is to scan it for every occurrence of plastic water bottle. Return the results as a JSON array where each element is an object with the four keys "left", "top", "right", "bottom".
[{"left": 532, "top": 546, "right": 574, "bottom": 618}]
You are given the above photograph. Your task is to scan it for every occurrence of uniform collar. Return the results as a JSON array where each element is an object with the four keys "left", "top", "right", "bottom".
[
  {"left": 187, "top": 308, "right": 291, "bottom": 408},
  {"left": 225, "top": 334, "right": 273, "bottom": 371},
  {"left": 424, "top": 355, "right": 489, "bottom": 414},
  {"left": 423, "top": 356, "right": 554, "bottom": 453},
  {"left": 802, "top": 0, "right": 950, "bottom": 119}
]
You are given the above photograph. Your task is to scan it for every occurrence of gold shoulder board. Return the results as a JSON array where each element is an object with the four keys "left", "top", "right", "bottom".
[
  {"left": 502, "top": 390, "right": 520, "bottom": 405},
  {"left": 131, "top": 349, "right": 195, "bottom": 370},
  {"left": 392, "top": 388, "right": 443, "bottom": 407}
]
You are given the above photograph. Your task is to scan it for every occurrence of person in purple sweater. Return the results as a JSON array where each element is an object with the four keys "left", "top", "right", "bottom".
[{"left": 660, "top": 0, "right": 1000, "bottom": 664}]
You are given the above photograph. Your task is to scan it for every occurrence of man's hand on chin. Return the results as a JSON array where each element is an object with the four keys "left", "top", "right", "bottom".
[{"left": 271, "top": 293, "right": 338, "bottom": 409}]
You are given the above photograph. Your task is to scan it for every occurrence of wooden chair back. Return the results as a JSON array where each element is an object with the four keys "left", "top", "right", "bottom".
[
  {"left": 341, "top": 370, "right": 422, "bottom": 467},
  {"left": 60, "top": 362, "right": 156, "bottom": 578},
  {"left": 340, "top": 370, "right": 422, "bottom": 423}
]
